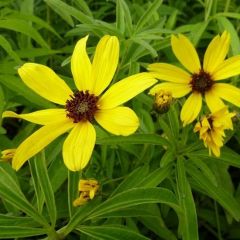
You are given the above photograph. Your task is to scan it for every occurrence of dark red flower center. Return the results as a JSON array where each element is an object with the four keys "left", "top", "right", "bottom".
[
  {"left": 190, "top": 69, "right": 214, "bottom": 94},
  {"left": 65, "top": 91, "right": 99, "bottom": 123}
]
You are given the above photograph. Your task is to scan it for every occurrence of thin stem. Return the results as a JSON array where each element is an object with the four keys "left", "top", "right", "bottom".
[
  {"left": 46, "top": 227, "right": 63, "bottom": 240},
  {"left": 224, "top": 0, "right": 231, "bottom": 12},
  {"left": 214, "top": 201, "right": 223, "bottom": 240}
]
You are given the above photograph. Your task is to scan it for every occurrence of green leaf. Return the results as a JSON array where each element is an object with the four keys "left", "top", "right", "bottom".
[
  {"left": 118, "top": 0, "right": 133, "bottom": 35},
  {"left": 177, "top": 158, "right": 198, "bottom": 240},
  {"left": 188, "top": 157, "right": 218, "bottom": 187},
  {"left": 187, "top": 164, "right": 240, "bottom": 221},
  {"left": 131, "top": 38, "right": 158, "bottom": 57},
  {"left": 116, "top": 0, "right": 125, "bottom": 34},
  {"left": 87, "top": 188, "right": 181, "bottom": 220},
  {"left": 44, "top": 0, "right": 93, "bottom": 25},
  {"left": 187, "top": 147, "right": 240, "bottom": 168},
  {"left": 61, "top": 199, "right": 101, "bottom": 236},
  {"left": 139, "top": 165, "right": 172, "bottom": 187},
  {"left": 96, "top": 134, "right": 170, "bottom": 147},
  {"left": 0, "top": 35, "right": 22, "bottom": 63},
  {"left": 160, "top": 150, "right": 175, "bottom": 168},
  {"left": 0, "top": 165, "right": 48, "bottom": 227},
  {"left": 29, "top": 158, "right": 45, "bottom": 213},
  {"left": 0, "top": 214, "right": 38, "bottom": 227},
  {"left": 158, "top": 118, "right": 175, "bottom": 141},
  {"left": 0, "top": 226, "right": 47, "bottom": 239},
  {"left": 0, "top": 20, "right": 49, "bottom": 48},
  {"left": 34, "top": 152, "right": 56, "bottom": 226},
  {"left": 135, "top": 0, "right": 163, "bottom": 33},
  {"left": 8, "top": 12, "right": 61, "bottom": 39},
  {"left": 111, "top": 165, "right": 149, "bottom": 196},
  {"left": 16, "top": 48, "right": 61, "bottom": 58},
  {"left": 77, "top": 225, "right": 149, "bottom": 240},
  {"left": 167, "top": 104, "right": 180, "bottom": 139},
  {"left": 74, "top": 0, "right": 93, "bottom": 17},
  {"left": 216, "top": 16, "right": 240, "bottom": 55},
  {"left": 140, "top": 209, "right": 177, "bottom": 240},
  {"left": 189, "top": 21, "right": 209, "bottom": 45}
]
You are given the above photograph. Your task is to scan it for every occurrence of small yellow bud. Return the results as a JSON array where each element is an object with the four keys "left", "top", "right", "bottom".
[{"left": 153, "top": 90, "right": 172, "bottom": 114}]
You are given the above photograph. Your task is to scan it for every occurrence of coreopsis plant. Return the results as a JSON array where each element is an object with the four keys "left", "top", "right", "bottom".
[
  {"left": 148, "top": 31, "right": 240, "bottom": 125},
  {"left": 194, "top": 108, "right": 235, "bottom": 156},
  {"left": 2, "top": 35, "right": 156, "bottom": 171}
]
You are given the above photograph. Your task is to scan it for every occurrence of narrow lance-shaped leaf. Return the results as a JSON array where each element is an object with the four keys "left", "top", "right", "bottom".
[
  {"left": 77, "top": 225, "right": 149, "bottom": 240},
  {"left": 0, "top": 20, "right": 49, "bottom": 48},
  {"left": 96, "top": 134, "right": 170, "bottom": 147},
  {"left": 176, "top": 157, "right": 199, "bottom": 240},
  {"left": 0, "top": 226, "right": 48, "bottom": 239},
  {"left": 187, "top": 163, "right": 240, "bottom": 221},
  {"left": 0, "top": 35, "right": 22, "bottom": 63},
  {"left": 34, "top": 152, "right": 57, "bottom": 226},
  {"left": 63, "top": 188, "right": 181, "bottom": 236},
  {"left": 135, "top": 0, "right": 163, "bottom": 33},
  {"left": 0, "top": 165, "right": 49, "bottom": 227}
]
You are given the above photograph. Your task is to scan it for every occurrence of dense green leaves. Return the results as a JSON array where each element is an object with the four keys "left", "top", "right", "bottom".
[{"left": 0, "top": 164, "right": 48, "bottom": 227}]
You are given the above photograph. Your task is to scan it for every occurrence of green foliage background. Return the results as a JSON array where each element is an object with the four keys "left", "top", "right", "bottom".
[{"left": 1, "top": 0, "right": 240, "bottom": 239}]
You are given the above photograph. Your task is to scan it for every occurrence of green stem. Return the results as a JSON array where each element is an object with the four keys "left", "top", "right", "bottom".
[
  {"left": 224, "top": 0, "right": 231, "bottom": 12},
  {"left": 46, "top": 227, "right": 63, "bottom": 240},
  {"left": 214, "top": 201, "right": 223, "bottom": 240}
]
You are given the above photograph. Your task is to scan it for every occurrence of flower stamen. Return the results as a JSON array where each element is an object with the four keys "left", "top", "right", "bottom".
[
  {"left": 65, "top": 91, "right": 99, "bottom": 123},
  {"left": 190, "top": 69, "right": 214, "bottom": 94}
]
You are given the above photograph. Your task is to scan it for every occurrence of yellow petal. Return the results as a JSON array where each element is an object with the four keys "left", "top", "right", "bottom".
[
  {"left": 212, "top": 55, "right": 240, "bottom": 80},
  {"left": 18, "top": 63, "right": 73, "bottom": 105},
  {"left": 92, "top": 35, "right": 119, "bottom": 95},
  {"left": 149, "top": 82, "right": 191, "bottom": 98},
  {"left": 203, "top": 31, "right": 230, "bottom": 73},
  {"left": 98, "top": 73, "right": 156, "bottom": 109},
  {"left": 63, "top": 121, "right": 96, "bottom": 171},
  {"left": 209, "top": 142, "right": 221, "bottom": 157},
  {"left": 71, "top": 35, "right": 93, "bottom": 92},
  {"left": 2, "top": 109, "right": 66, "bottom": 125},
  {"left": 12, "top": 119, "right": 74, "bottom": 171},
  {"left": 148, "top": 63, "right": 191, "bottom": 83},
  {"left": 205, "top": 89, "right": 225, "bottom": 112},
  {"left": 180, "top": 93, "right": 202, "bottom": 125},
  {"left": 171, "top": 34, "right": 201, "bottom": 73},
  {"left": 211, "top": 131, "right": 223, "bottom": 147},
  {"left": 213, "top": 83, "right": 240, "bottom": 107},
  {"left": 95, "top": 107, "right": 139, "bottom": 136}
]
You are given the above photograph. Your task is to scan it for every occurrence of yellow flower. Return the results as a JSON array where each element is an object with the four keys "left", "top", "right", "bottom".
[
  {"left": 73, "top": 179, "right": 99, "bottom": 207},
  {"left": 2, "top": 35, "right": 156, "bottom": 171},
  {"left": 1, "top": 149, "right": 16, "bottom": 161},
  {"left": 78, "top": 179, "right": 99, "bottom": 199},
  {"left": 194, "top": 108, "right": 235, "bottom": 156},
  {"left": 73, "top": 191, "right": 90, "bottom": 207},
  {"left": 148, "top": 31, "right": 240, "bottom": 125}
]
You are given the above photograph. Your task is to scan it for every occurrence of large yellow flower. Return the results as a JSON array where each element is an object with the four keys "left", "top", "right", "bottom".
[
  {"left": 3, "top": 35, "right": 156, "bottom": 171},
  {"left": 148, "top": 31, "right": 240, "bottom": 125},
  {"left": 194, "top": 108, "right": 235, "bottom": 157}
]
